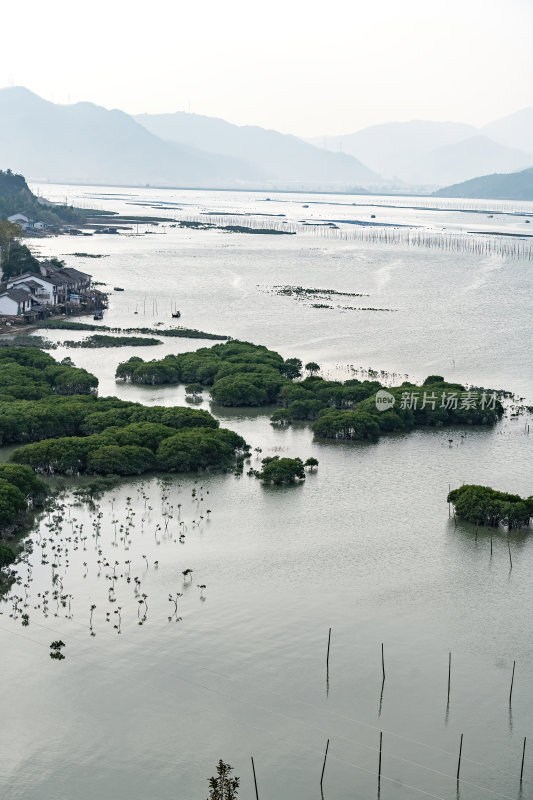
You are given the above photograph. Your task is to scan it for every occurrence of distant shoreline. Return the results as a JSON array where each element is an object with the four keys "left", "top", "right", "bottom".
[{"left": 30, "top": 180, "right": 533, "bottom": 215}]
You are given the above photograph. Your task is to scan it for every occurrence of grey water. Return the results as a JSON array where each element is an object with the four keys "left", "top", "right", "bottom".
[{"left": 0, "top": 186, "right": 532, "bottom": 800}]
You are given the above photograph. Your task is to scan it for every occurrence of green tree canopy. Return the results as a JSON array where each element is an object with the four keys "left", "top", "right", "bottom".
[
  {"left": 157, "top": 427, "right": 246, "bottom": 472},
  {"left": 0, "top": 464, "right": 47, "bottom": 501},
  {"left": 0, "top": 479, "right": 26, "bottom": 531},
  {"left": 256, "top": 456, "right": 306, "bottom": 485},
  {"left": 87, "top": 445, "right": 156, "bottom": 475},
  {"left": 305, "top": 362, "right": 320, "bottom": 375},
  {"left": 0, "top": 544, "right": 16, "bottom": 569},
  {"left": 448, "top": 485, "right": 533, "bottom": 529}
]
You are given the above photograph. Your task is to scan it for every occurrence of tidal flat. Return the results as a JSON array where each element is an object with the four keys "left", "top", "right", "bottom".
[{"left": 1, "top": 185, "right": 532, "bottom": 800}]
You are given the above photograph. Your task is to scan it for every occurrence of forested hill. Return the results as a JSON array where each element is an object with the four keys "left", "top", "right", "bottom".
[
  {"left": 0, "top": 169, "right": 36, "bottom": 217},
  {"left": 434, "top": 165, "right": 533, "bottom": 200},
  {"left": 0, "top": 169, "right": 34, "bottom": 198},
  {"left": 0, "top": 169, "right": 82, "bottom": 225}
]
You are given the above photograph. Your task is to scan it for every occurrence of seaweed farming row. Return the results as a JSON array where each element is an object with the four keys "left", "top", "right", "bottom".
[{"left": 178, "top": 213, "right": 533, "bottom": 260}]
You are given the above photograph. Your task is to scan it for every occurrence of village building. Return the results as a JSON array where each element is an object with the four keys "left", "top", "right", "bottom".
[
  {"left": 6, "top": 213, "right": 48, "bottom": 232},
  {"left": 7, "top": 213, "right": 30, "bottom": 228},
  {"left": 7, "top": 272, "right": 58, "bottom": 305},
  {"left": 38, "top": 262, "right": 92, "bottom": 302},
  {"left": 1, "top": 261, "right": 100, "bottom": 320},
  {"left": 0, "top": 287, "right": 34, "bottom": 316}
]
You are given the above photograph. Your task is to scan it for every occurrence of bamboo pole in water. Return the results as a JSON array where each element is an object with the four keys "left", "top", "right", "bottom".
[
  {"left": 320, "top": 739, "right": 329, "bottom": 790},
  {"left": 176, "top": 212, "right": 533, "bottom": 261},
  {"left": 457, "top": 733, "right": 464, "bottom": 781},
  {"left": 251, "top": 756, "right": 259, "bottom": 800}
]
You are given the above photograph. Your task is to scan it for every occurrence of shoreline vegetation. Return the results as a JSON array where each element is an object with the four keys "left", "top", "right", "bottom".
[
  {"left": 62, "top": 334, "right": 163, "bottom": 348},
  {"left": 1, "top": 338, "right": 521, "bottom": 588},
  {"left": 38, "top": 319, "right": 229, "bottom": 340},
  {"left": 115, "top": 342, "right": 505, "bottom": 441},
  {"left": 0, "top": 463, "right": 49, "bottom": 589},
  {"left": 448, "top": 485, "right": 533, "bottom": 529},
  {"left": 0, "top": 464, "right": 48, "bottom": 538},
  {"left": 0, "top": 349, "right": 250, "bottom": 480}
]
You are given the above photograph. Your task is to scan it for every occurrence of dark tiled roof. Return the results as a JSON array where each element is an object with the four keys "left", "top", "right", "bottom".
[
  {"left": 63, "top": 267, "right": 92, "bottom": 281},
  {"left": 2, "top": 288, "right": 32, "bottom": 303},
  {"left": 7, "top": 271, "right": 38, "bottom": 283},
  {"left": 20, "top": 280, "right": 42, "bottom": 291},
  {"left": 43, "top": 273, "right": 67, "bottom": 286},
  {"left": 40, "top": 264, "right": 70, "bottom": 283}
]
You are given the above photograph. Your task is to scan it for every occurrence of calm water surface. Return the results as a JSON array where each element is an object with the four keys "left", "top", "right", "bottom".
[{"left": 0, "top": 186, "right": 532, "bottom": 800}]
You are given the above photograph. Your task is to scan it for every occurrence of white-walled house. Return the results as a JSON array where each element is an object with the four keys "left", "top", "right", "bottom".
[
  {"left": 0, "top": 288, "right": 33, "bottom": 316},
  {"left": 7, "top": 272, "right": 57, "bottom": 305},
  {"left": 6, "top": 214, "right": 47, "bottom": 231},
  {"left": 7, "top": 213, "right": 30, "bottom": 227}
]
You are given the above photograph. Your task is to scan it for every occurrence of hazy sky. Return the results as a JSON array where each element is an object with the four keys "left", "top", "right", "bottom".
[{"left": 1, "top": 0, "right": 532, "bottom": 136}]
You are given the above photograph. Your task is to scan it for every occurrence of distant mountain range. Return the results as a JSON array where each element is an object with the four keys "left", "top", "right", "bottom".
[
  {"left": 135, "top": 111, "right": 377, "bottom": 188},
  {"left": 0, "top": 87, "right": 377, "bottom": 191},
  {"left": 434, "top": 166, "right": 533, "bottom": 200},
  {"left": 310, "top": 115, "right": 533, "bottom": 187},
  {"left": 482, "top": 108, "right": 533, "bottom": 153},
  {"left": 2, "top": 86, "right": 533, "bottom": 195}
]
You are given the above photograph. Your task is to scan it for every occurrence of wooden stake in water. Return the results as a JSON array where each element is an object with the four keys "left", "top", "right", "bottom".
[
  {"left": 510, "top": 660, "right": 516, "bottom": 703},
  {"left": 490, "top": 535, "right": 493, "bottom": 557},
  {"left": 251, "top": 756, "right": 259, "bottom": 800},
  {"left": 381, "top": 643, "right": 385, "bottom": 682},
  {"left": 326, "top": 627, "right": 331, "bottom": 683},
  {"left": 448, "top": 652, "right": 451, "bottom": 701},
  {"left": 508, "top": 538, "right": 513, "bottom": 569},
  {"left": 378, "top": 731, "right": 383, "bottom": 783},
  {"left": 320, "top": 739, "right": 329, "bottom": 790},
  {"left": 520, "top": 737, "right": 526, "bottom": 784},
  {"left": 457, "top": 733, "right": 463, "bottom": 781}
]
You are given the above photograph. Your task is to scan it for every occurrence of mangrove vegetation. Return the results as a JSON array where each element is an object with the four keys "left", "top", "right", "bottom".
[
  {"left": 39, "top": 319, "right": 228, "bottom": 340},
  {"left": 116, "top": 344, "right": 504, "bottom": 442},
  {"left": 63, "top": 334, "right": 162, "bottom": 348},
  {"left": 0, "top": 347, "right": 249, "bottom": 477},
  {"left": 253, "top": 456, "right": 313, "bottom": 485},
  {"left": 447, "top": 485, "right": 533, "bottom": 529}
]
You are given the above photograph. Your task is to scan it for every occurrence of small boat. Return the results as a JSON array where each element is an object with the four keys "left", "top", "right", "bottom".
[
  {"left": 172, "top": 311, "right": 181, "bottom": 318},
  {"left": 114, "top": 287, "right": 124, "bottom": 292},
  {"left": 93, "top": 310, "right": 103, "bottom": 320}
]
